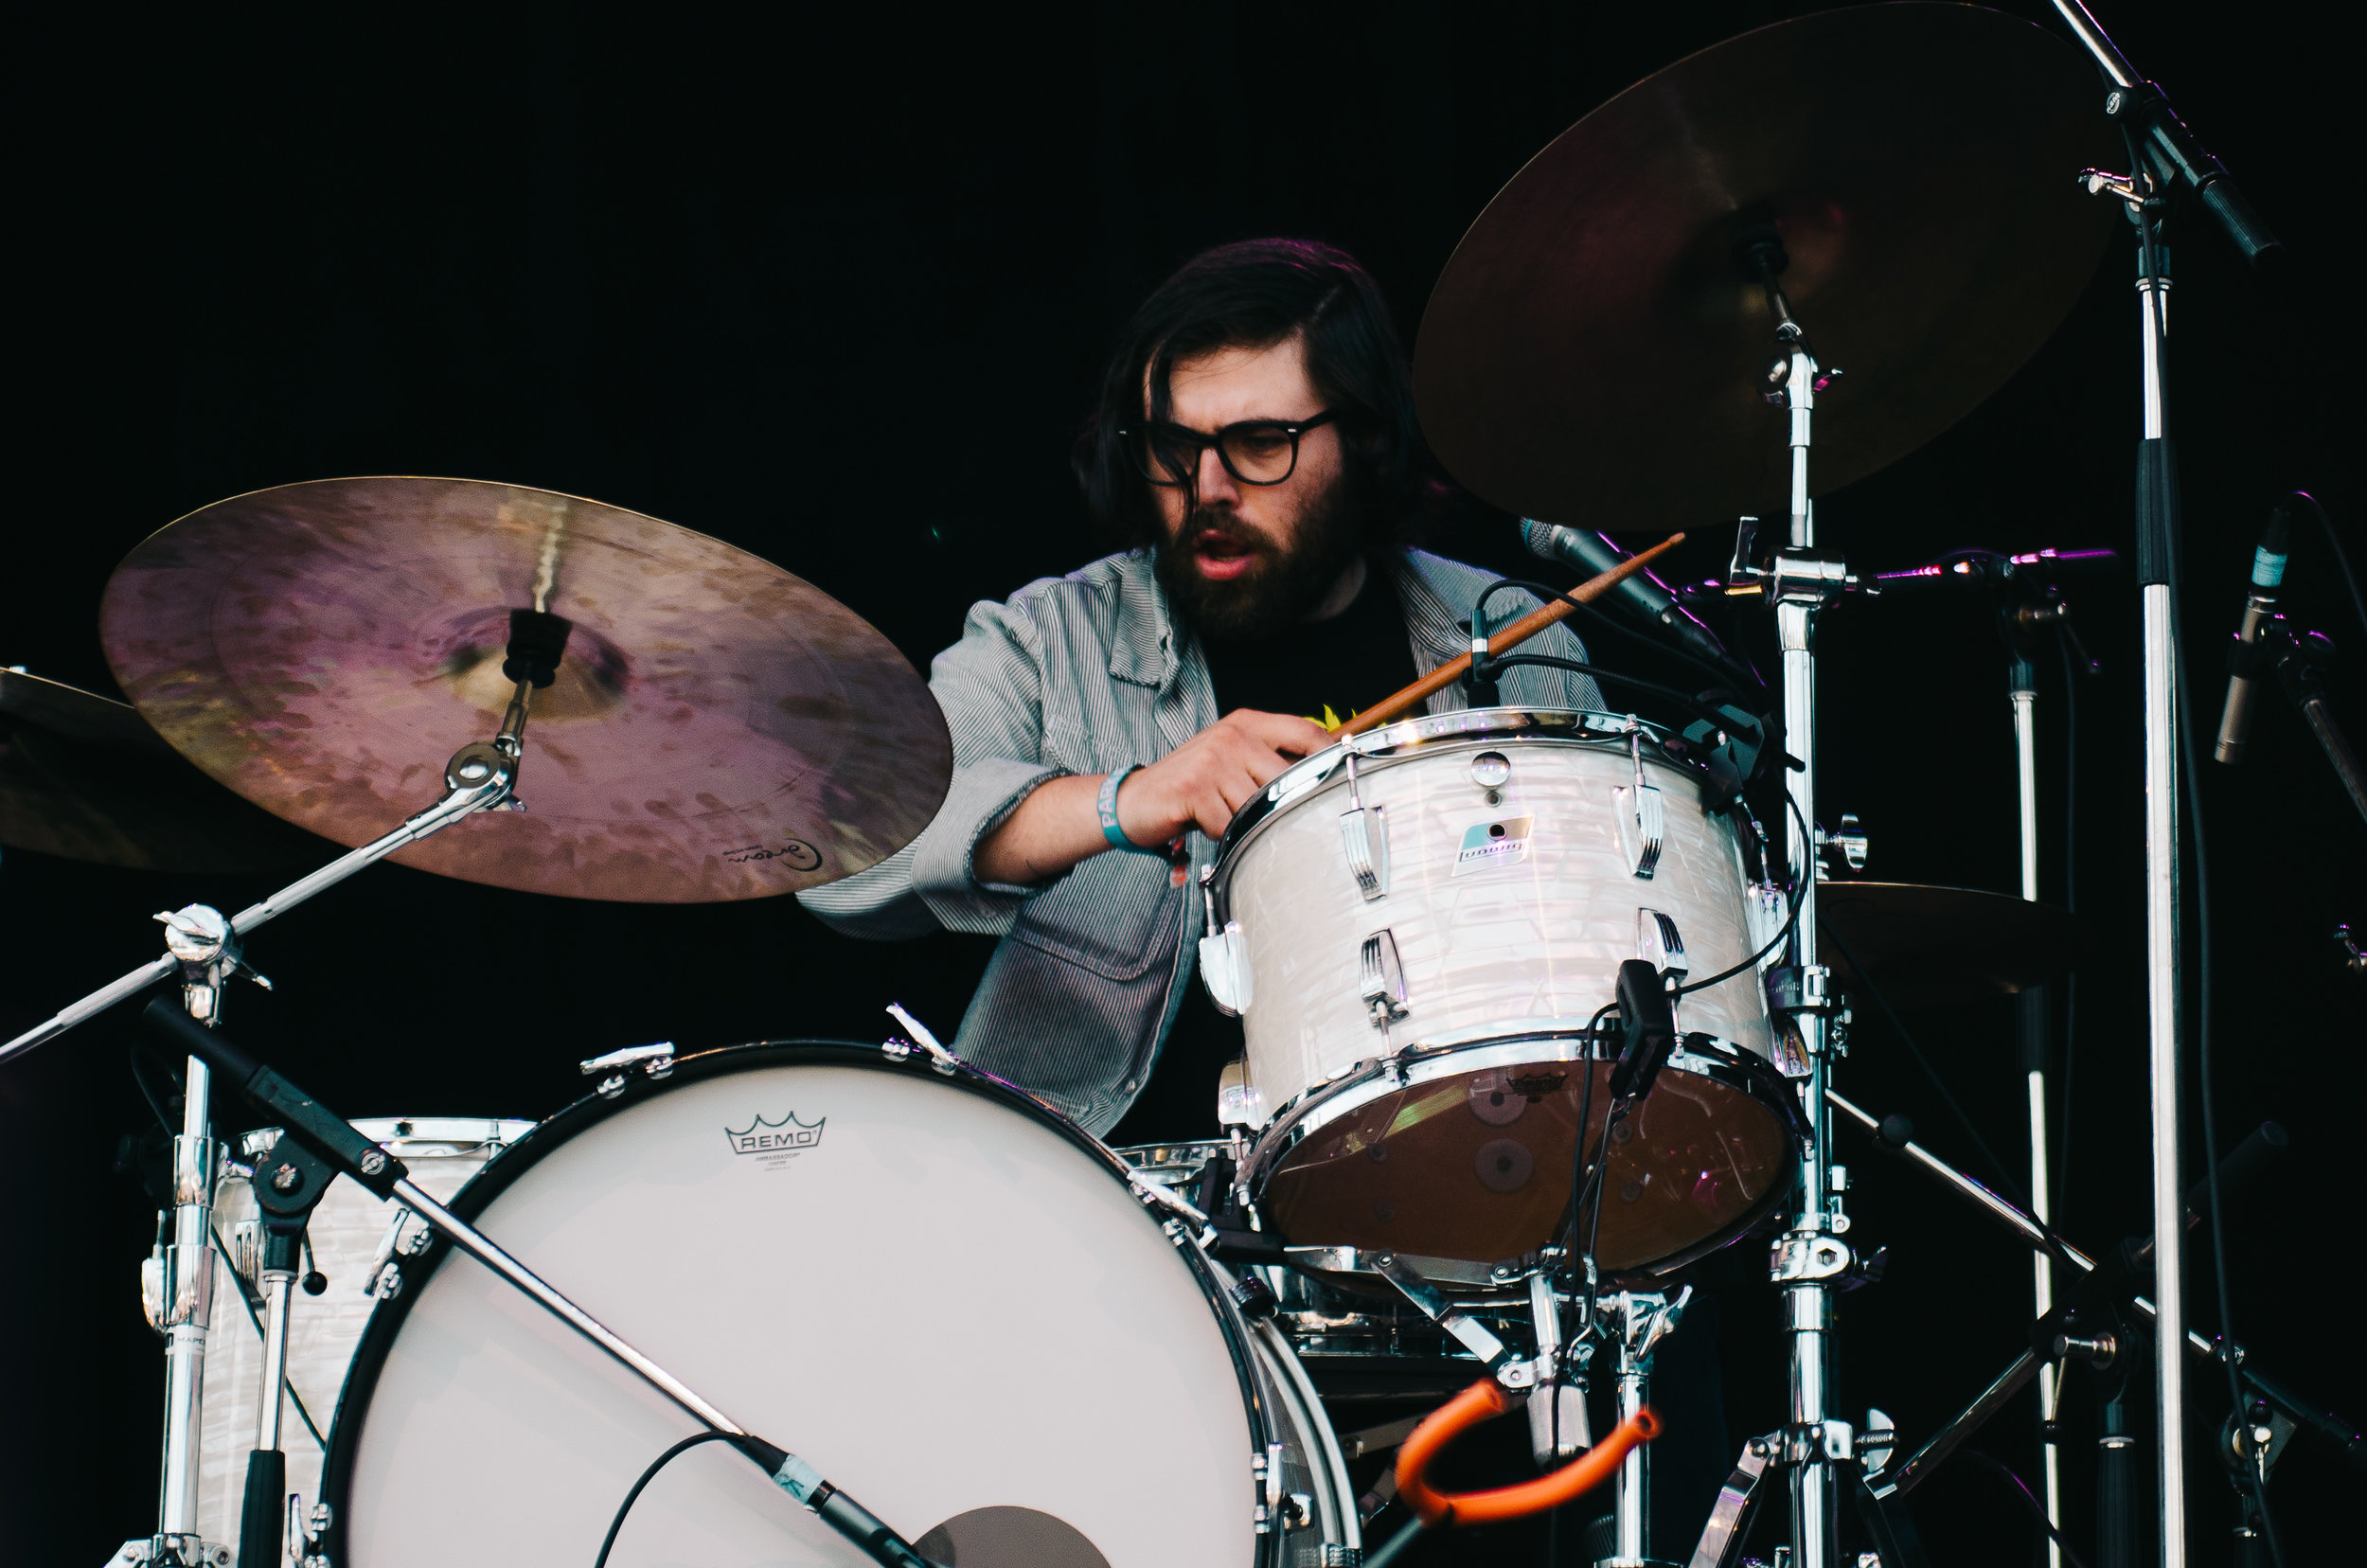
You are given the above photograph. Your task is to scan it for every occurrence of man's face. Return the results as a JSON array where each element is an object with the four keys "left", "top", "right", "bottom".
[{"left": 1149, "top": 333, "right": 1357, "bottom": 640}]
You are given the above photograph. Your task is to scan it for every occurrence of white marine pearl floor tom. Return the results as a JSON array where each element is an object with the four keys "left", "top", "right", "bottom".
[
  {"left": 1201, "top": 709, "right": 1799, "bottom": 1278},
  {"left": 319, "top": 1042, "right": 1356, "bottom": 1567}
]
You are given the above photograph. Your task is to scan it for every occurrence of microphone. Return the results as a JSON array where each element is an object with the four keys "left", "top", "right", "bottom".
[
  {"left": 1521, "top": 520, "right": 1735, "bottom": 672},
  {"left": 2215, "top": 509, "right": 2290, "bottom": 764}
]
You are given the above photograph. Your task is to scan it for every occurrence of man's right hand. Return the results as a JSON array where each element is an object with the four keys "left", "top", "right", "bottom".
[
  {"left": 971, "top": 709, "right": 1338, "bottom": 887},
  {"left": 1113, "top": 709, "right": 1337, "bottom": 846}
]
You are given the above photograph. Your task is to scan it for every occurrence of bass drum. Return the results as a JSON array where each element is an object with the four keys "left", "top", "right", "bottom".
[{"left": 320, "top": 1042, "right": 1356, "bottom": 1567}]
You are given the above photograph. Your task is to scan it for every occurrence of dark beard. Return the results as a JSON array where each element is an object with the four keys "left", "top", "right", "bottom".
[{"left": 1154, "top": 476, "right": 1364, "bottom": 643}]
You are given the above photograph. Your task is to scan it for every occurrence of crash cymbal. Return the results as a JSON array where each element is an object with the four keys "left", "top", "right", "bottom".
[
  {"left": 1, "top": 668, "right": 329, "bottom": 872},
  {"left": 100, "top": 477, "right": 951, "bottom": 902},
  {"left": 1817, "top": 881, "right": 2086, "bottom": 1012},
  {"left": 1416, "top": 4, "right": 2116, "bottom": 531}
]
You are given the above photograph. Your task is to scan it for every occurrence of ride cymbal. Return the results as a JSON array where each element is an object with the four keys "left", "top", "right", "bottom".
[
  {"left": 100, "top": 477, "right": 951, "bottom": 902},
  {"left": 1416, "top": 3, "right": 2116, "bottom": 531},
  {"left": 1, "top": 668, "right": 328, "bottom": 872}
]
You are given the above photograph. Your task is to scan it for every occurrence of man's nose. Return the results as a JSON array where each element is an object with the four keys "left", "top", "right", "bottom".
[{"left": 1195, "top": 444, "right": 1241, "bottom": 507}]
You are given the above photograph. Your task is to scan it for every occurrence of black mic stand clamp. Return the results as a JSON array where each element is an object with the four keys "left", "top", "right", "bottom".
[
  {"left": 226, "top": 1128, "right": 341, "bottom": 1568},
  {"left": 2262, "top": 623, "right": 2367, "bottom": 827}
]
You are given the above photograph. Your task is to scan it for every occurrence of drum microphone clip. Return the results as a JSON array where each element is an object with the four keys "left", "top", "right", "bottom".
[{"left": 1606, "top": 958, "right": 1679, "bottom": 1102}]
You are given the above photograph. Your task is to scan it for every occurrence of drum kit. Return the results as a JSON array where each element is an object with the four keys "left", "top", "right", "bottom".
[{"left": 2, "top": 6, "right": 2351, "bottom": 1568}]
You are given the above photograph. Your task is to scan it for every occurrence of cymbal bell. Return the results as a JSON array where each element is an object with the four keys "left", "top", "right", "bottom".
[
  {"left": 1, "top": 668, "right": 329, "bottom": 873},
  {"left": 1817, "top": 881, "right": 2086, "bottom": 1012},
  {"left": 100, "top": 477, "right": 951, "bottom": 903},
  {"left": 1415, "top": 3, "right": 2117, "bottom": 531}
]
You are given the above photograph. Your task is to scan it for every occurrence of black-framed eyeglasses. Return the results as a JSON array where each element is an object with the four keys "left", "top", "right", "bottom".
[{"left": 1117, "top": 410, "right": 1340, "bottom": 488}]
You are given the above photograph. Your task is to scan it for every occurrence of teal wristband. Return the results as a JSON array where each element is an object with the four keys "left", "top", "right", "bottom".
[{"left": 1098, "top": 765, "right": 1148, "bottom": 851}]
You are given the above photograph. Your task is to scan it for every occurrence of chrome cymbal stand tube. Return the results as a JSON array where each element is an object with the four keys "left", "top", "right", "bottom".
[
  {"left": 1602, "top": 1289, "right": 1690, "bottom": 1567},
  {"left": 1747, "top": 239, "right": 1859, "bottom": 1568}
]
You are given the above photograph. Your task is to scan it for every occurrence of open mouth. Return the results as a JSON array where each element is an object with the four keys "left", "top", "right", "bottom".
[{"left": 1190, "top": 529, "right": 1263, "bottom": 581}]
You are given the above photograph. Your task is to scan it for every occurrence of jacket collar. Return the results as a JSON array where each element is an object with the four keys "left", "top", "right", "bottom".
[{"left": 1109, "top": 548, "right": 1179, "bottom": 689}]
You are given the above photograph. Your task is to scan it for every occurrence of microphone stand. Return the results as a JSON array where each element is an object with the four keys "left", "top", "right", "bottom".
[
  {"left": 2261, "top": 623, "right": 2367, "bottom": 827},
  {"left": 2049, "top": 7, "right": 2284, "bottom": 1560}
]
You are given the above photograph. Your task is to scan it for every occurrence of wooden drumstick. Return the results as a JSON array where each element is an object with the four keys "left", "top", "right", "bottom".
[{"left": 1340, "top": 532, "right": 1688, "bottom": 737}]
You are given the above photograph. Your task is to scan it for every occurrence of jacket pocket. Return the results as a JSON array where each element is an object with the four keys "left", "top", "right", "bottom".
[{"left": 1005, "top": 850, "right": 1182, "bottom": 982}]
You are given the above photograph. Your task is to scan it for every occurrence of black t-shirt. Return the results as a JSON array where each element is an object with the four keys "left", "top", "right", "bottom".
[{"left": 1105, "top": 564, "right": 1418, "bottom": 1149}]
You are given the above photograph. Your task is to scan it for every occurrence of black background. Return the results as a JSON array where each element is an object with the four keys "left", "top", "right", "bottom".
[{"left": 4, "top": 3, "right": 2359, "bottom": 1563}]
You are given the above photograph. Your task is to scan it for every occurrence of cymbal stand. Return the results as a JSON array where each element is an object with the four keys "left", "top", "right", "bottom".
[
  {"left": 12, "top": 615, "right": 573, "bottom": 1567},
  {"left": 1720, "top": 230, "right": 1860, "bottom": 1568}
]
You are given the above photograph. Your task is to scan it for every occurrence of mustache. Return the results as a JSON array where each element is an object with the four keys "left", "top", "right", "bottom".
[{"left": 1178, "top": 508, "right": 1273, "bottom": 554}]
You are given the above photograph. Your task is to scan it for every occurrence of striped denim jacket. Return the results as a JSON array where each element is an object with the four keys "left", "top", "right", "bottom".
[{"left": 798, "top": 546, "right": 1601, "bottom": 1133}]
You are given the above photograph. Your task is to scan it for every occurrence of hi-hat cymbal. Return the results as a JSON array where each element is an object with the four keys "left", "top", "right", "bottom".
[
  {"left": 1416, "top": 4, "right": 2116, "bottom": 531},
  {"left": 1817, "top": 882, "right": 2086, "bottom": 1012},
  {"left": 1, "top": 668, "right": 329, "bottom": 872},
  {"left": 100, "top": 478, "right": 951, "bottom": 903}
]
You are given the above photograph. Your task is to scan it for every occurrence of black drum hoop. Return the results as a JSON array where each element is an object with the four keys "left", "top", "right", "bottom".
[{"left": 317, "top": 1038, "right": 1283, "bottom": 1567}]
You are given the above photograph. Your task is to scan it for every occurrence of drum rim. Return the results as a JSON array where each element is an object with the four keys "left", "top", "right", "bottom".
[
  {"left": 1240, "top": 1028, "right": 1803, "bottom": 1288},
  {"left": 1206, "top": 705, "right": 1693, "bottom": 910},
  {"left": 316, "top": 1038, "right": 1286, "bottom": 1566}
]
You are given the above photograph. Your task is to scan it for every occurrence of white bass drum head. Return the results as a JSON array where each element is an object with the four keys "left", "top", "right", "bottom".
[{"left": 323, "top": 1044, "right": 1271, "bottom": 1566}]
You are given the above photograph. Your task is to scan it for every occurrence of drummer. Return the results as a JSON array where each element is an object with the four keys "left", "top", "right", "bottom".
[{"left": 801, "top": 239, "right": 1596, "bottom": 1141}]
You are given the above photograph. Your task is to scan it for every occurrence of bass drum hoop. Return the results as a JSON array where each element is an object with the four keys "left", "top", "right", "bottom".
[{"left": 317, "top": 1040, "right": 1290, "bottom": 1567}]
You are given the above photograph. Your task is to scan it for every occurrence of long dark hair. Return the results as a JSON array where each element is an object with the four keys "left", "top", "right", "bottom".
[{"left": 1076, "top": 238, "right": 1428, "bottom": 548}]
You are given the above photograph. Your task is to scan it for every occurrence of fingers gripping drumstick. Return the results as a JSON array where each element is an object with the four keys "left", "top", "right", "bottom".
[{"left": 1339, "top": 533, "right": 1688, "bottom": 738}]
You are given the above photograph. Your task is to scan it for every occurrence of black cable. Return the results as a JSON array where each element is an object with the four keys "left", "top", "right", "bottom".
[
  {"left": 1674, "top": 803, "right": 1808, "bottom": 999},
  {"left": 1362, "top": 1512, "right": 1428, "bottom": 1568},
  {"left": 2285, "top": 490, "right": 2367, "bottom": 641},
  {"left": 1480, "top": 652, "right": 1767, "bottom": 744},
  {"left": 2128, "top": 162, "right": 2286, "bottom": 1568},
  {"left": 1822, "top": 923, "right": 2025, "bottom": 1202},
  {"left": 594, "top": 1431, "right": 749, "bottom": 1568},
  {"left": 1474, "top": 577, "right": 1768, "bottom": 695},
  {"left": 1957, "top": 1451, "right": 2093, "bottom": 1568}
]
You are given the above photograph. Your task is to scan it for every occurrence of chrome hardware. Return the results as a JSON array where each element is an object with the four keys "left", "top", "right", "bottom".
[
  {"left": 1216, "top": 1058, "right": 1269, "bottom": 1129},
  {"left": 1338, "top": 806, "right": 1389, "bottom": 900},
  {"left": 1199, "top": 921, "right": 1255, "bottom": 1016},
  {"left": 1860, "top": 1408, "right": 1895, "bottom": 1477},
  {"left": 1358, "top": 931, "right": 1408, "bottom": 1027},
  {"left": 1815, "top": 811, "right": 1868, "bottom": 878},
  {"left": 1613, "top": 728, "right": 1664, "bottom": 879},
  {"left": 1337, "top": 750, "right": 1389, "bottom": 900},
  {"left": 1638, "top": 909, "right": 1687, "bottom": 984},
  {"left": 1370, "top": 1252, "right": 1510, "bottom": 1368},
  {"left": 1771, "top": 1233, "right": 1852, "bottom": 1282},
  {"left": 581, "top": 1042, "right": 675, "bottom": 1097},
  {"left": 883, "top": 1003, "right": 959, "bottom": 1073}
]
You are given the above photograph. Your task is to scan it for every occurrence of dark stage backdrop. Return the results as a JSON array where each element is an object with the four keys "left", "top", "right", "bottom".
[{"left": 5, "top": 4, "right": 2358, "bottom": 1563}]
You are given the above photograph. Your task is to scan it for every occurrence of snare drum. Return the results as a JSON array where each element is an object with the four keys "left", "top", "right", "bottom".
[
  {"left": 319, "top": 1043, "right": 1357, "bottom": 1566},
  {"left": 198, "top": 1116, "right": 530, "bottom": 1550},
  {"left": 1199, "top": 709, "right": 1798, "bottom": 1281}
]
